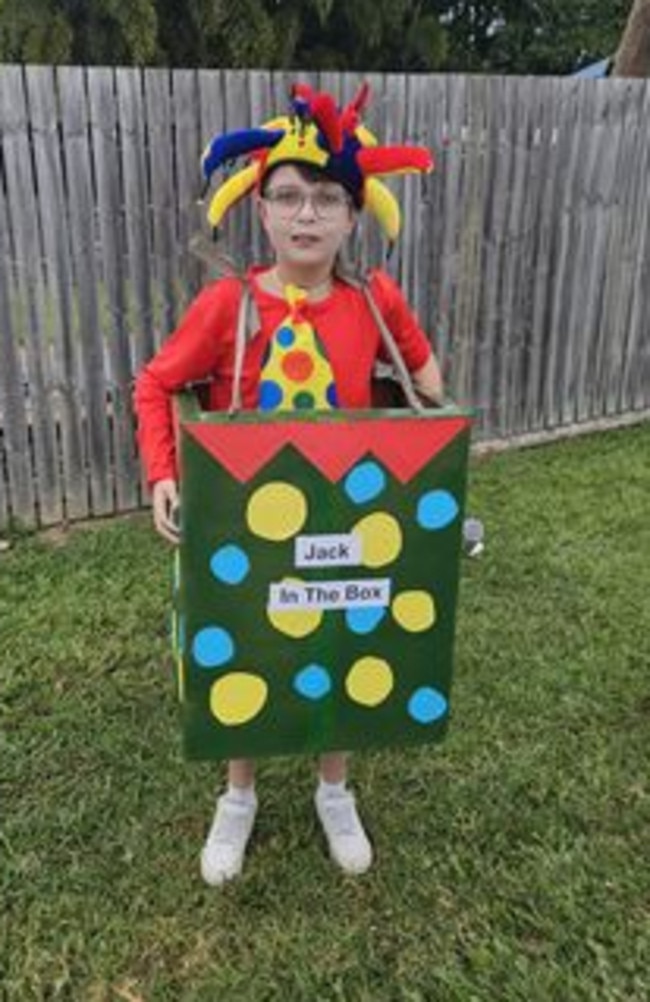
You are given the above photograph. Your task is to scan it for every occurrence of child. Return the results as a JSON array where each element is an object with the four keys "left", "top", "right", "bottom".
[{"left": 134, "top": 83, "right": 443, "bottom": 886}]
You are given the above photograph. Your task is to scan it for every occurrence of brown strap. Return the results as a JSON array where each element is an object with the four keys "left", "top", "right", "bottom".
[
  {"left": 358, "top": 279, "right": 425, "bottom": 413},
  {"left": 228, "top": 284, "right": 252, "bottom": 415}
]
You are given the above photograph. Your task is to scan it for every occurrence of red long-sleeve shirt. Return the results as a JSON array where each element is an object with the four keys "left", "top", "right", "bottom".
[{"left": 134, "top": 266, "right": 433, "bottom": 484}]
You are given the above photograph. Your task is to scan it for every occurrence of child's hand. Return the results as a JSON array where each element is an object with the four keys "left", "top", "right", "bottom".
[{"left": 152, "top": 479, "right": 180, "bottom": 544}]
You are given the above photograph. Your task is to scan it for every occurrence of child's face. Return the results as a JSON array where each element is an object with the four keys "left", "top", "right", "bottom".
[{"left": 258, "top": 165, "right": 356, "bottom": 275}]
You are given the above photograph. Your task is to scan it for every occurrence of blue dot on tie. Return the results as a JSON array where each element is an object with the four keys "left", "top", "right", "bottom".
[
  {"left": 294, "top": 664, "right": 332, "bottom": 700},
  {"left": 326, "top": 382, "right": 339, "bottom": 408},
  {"left": 417, "top": 489, "right": 459, "bottom": 530},
  {"left": 259, "top": 380, "right": 284, "bottom": 410},
  {"left": 276, "top": 326, "right": 295, "bottom": 348},
  {"left": 345, "top": 606, "right": 386, "bottom": 635},
  {"left": 344, "top": 460, "right": 386, "bottom": 504},
  {"left": 408, "top": 687, "right": 448, "bottom": 724},
  {"left": 192, "top": 626, "right": 235, "bottom": 668},
  {"left": 210, "top": 544, "right": 250, "bottom": 585}
]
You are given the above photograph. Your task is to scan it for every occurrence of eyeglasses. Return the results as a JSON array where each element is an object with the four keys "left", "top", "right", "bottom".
[{"left": 263, "top": 186, "right": 351, "bottom": 219}]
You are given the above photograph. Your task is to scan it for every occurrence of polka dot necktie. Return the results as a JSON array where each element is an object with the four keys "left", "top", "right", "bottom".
[{"left": 258, "top": 284, "right": 339, "bottom": 412}]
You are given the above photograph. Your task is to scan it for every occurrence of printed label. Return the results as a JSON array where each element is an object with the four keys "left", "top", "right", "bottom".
[
  {"left": 268, "top": 578, "right": 391, "bottom": 611},
  {"left": 294, "top": 533, "right": 362, "bottom": 568}
]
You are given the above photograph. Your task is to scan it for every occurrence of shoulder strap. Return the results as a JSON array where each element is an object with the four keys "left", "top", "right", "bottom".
[{"left": 228, "top": 281, "right": 254, "bottom": 416}]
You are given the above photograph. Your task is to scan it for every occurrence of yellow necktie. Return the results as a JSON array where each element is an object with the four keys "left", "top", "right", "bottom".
[{"left": 259, "top": 285, "right": 339, "bottom": 412}]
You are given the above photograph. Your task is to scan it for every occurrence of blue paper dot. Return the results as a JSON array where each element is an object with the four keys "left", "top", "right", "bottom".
[
  {"left": 192, "top": 626, "right": 235, "bottom": 668},
  {"left": 417, "top": 489, "right": 459, "bottom": 530},
  {"left": 294, "top": 664, "right": 332, "bottom": 700},
  {"left": 344, "top": 461, "right": 386, "bottom": 504},
  {"left": 276, "top": 326, "right": 295, "bottom": 348},
  {"left": 408, "top": 687, "right": 448, "bottom": 724},
  {"left": 259, "top": 380, "right": 284, "bottom": 410},
  {"left": 210, "top": 544, "right": 250, "bottom": 585},
  {"left": 345, "top": 606, "right": 386, "bottom": 635},
  {"left": 326, "top": 382, "right": 339, "bottom": 407}
]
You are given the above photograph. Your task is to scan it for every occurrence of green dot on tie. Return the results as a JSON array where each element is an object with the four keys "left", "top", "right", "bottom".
[{"left": 293, "top": 391, "right": 316, "bottom": 409}]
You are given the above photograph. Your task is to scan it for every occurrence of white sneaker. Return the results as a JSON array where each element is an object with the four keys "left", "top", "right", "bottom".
[
  {"left": 200, "top": 791, "right": 257, "bottom": 886},
  {"left": 315, "top": 788, "right": 373, "bottom": 875}
]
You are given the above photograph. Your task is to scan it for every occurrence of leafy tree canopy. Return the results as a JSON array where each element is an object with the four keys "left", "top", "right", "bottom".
[{"left": 0, "top": 0, "right": 632, "bottom": 74}]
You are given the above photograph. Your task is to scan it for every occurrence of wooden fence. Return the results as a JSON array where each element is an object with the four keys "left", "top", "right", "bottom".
[{"left": 1, "top": 65, "right": 649, "bottom": 529}]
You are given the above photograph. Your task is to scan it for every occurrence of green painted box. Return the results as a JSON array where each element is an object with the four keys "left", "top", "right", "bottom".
[{"left": 171, "top": 394, "right": 472, "bottom": 760}]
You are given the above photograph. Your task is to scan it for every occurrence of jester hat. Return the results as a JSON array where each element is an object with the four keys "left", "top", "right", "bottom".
[{"left": 200, "top": 82, "right": 434, "bottom": 245}]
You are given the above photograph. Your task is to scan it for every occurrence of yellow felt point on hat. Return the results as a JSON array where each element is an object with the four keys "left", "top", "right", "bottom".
[
  {"left": 264, "top": 121, "right": 329, "bottom": 173},
  {"left": 262, "top": 115, "right": 292, "bottom": 131},
  {"left": 206, "top": 162, "right": 260, "bottom": 229},
  {"left": 355, "top": 124, "right": 378, "bottom": 148},
  {"left": 365, "top": 178, "right": 401, "bottom": 243}
]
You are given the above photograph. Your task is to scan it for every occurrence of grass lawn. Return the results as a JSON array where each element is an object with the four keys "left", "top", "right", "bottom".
[{"left": 1, "top": 424, "right": 649, "bottom": 1001}]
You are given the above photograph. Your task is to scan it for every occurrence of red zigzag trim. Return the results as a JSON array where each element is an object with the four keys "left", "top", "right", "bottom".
[{"left": 183, "top": 417, "right": 470, "bottom": 484}]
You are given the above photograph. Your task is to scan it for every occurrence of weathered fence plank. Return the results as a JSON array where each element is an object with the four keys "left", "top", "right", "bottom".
[
  {"left": 0, "top": 174, "right": 35, "bottom": 525},
  {"left": 436, "top": 74, "right": 465, "bottom": 403},
  {"left": 1, "top": 66, "right": 62, "bottom": 525},
  {"left": 222, "top": 71, "right": 252, "bottom": 268},
  {"left": 618, "top": 84, "right": 650, "bottom": 412},
  {"left": 27, "top": 65, "right": 88, "bottom": 521},
  {"left": 248, "top": 69, "right": 273, "bottom": 263},
  {"left": 525, "top": 78, "right": 562, "bottom": 431},
  {"left": 58, "top": 66, "right": 113, "bottom": 517},
  {"left": 88, "top": 67, "right": 140, "bottom": 512},
  {"left": 172, "top": 70, "right": 203, "bottom": 302},
  {"left": 474, "top": 75, "right": 510, "bottom": 434},
  {"left": 596, "top": 82, "right": 646, "bottom": 416},
  {"left": 462, "top": 75, "right": 493, "bottom": 434},
  {"left": 145, "top": 68, "right": 177, "bottom": 341},
  {"left": 198, "top": 66, "right": 227, "bottom": 274},
  {"left": 116, "top": 68, "right": 155, "bottom": 372}
]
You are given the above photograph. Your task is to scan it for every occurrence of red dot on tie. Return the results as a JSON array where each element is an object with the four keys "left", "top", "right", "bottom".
[{"left": 282, "top": 350, "right": 314, "bottom": 383}]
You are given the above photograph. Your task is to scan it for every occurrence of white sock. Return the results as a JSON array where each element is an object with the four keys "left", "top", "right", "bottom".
[
  {"left": 226, "top": 783, "right": 256, "bottom": 807},
  {"left": 317, "top": 778, "right": 347, "bottom": 800}
]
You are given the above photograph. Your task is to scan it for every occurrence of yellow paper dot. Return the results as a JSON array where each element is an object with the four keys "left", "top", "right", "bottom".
[
  {"left": 246, "top": 482, "right": 307, "bottom": 541},
  {"left": 351, "top": 512, "right": 403, "bottom": 568},
  {"left": 345, "top": 656, "right": 394, "bottom": 707},
  {"left": 392, "top": 590, "right": 436, "bottom": 632},
  {"left": 267, "top": 577, "right": 323, "bottom": 637},
  {"left": 210, "top": 672, "right": 268, "bottom": 726},
  {"left": 268, "top": 605, "right": 323, "bottom": 638}
]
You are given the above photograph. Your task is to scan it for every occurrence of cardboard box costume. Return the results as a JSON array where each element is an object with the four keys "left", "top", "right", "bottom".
[
  {"left": 153, "top": 82, "right": 473, "bottom": 758},
  {"left": 172, "top": 400, "right": 472, "bottom": 760}
]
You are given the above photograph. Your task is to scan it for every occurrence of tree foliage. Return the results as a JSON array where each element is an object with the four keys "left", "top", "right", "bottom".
[
  {"left": 439, "top": 0, "right": 630, "bottom": 74},
  {"left": 0, "top": 0, "right": 633, "bottom": 73}
]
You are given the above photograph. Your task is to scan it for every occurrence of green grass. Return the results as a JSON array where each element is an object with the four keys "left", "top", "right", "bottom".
[{"left": 1, "top": 424, "right": 649, "bottom": 1001}]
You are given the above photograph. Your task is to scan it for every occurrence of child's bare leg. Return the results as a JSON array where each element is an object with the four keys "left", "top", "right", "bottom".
[
  {"left": 228, "top": 757, "right": 256, "bottom": 789},
  {"left": 318, "top": 751, "right": 347, "bottom": 783},
  {"left": 200, "top": 758, "right": 257, "bottom": 887},
  {"left": 315, "top": 752, "right": 372, "bottom": 874}
]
